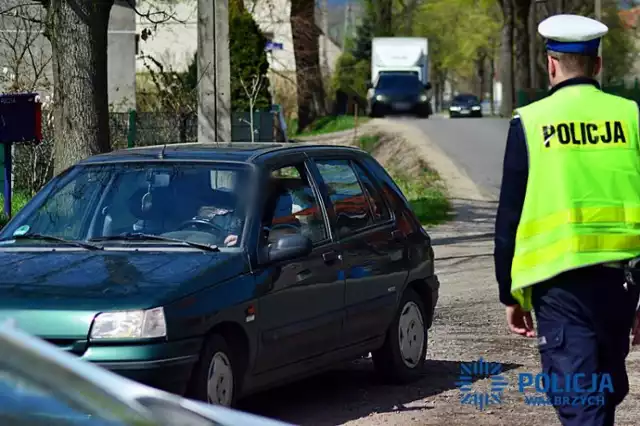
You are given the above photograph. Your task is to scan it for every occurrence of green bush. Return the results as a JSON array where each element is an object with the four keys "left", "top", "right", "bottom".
[
  {"left": 332, "top": 52, "right": 370, "bottom": 100},
  {"left": 228, "top": 0, "right": 271, "bottom": 112},
  {"left": 0, "top": 192, "right": 31, "bottom": 229},
  {"left": 186, "top": 0, "right": 271, "bottom": 114}
]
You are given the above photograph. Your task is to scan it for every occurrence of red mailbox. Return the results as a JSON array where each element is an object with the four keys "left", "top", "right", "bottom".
[{"left": 0, "top": 92, "right": 42, "bottom": 219}]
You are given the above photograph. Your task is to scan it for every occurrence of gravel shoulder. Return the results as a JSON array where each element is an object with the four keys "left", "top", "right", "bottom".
[{"left": 243, "top": 119, "right": 640, "bottom": 425}]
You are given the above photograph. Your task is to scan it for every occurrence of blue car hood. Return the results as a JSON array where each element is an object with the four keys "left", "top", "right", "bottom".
[{"left": 0, "top": 250, "right": 248, "bottom": 311}]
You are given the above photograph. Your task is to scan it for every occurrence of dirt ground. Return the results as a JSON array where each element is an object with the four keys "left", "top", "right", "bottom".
[{"left": 241, "top": 120, "right": 640, "bottom": 425}]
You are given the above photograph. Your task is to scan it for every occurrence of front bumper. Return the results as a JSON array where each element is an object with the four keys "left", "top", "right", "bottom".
[
  {"left": 449, "top": 107, "right": 482, "bottom": 117},
  {"left": 82, "top": 338, "right": 202, "bottom": 395},
  {"left": 372, "top": 99, "right": 430, "bottom": 115}
]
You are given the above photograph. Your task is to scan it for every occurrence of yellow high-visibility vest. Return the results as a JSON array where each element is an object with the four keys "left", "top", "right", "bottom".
[{"left": 511, "top": 83, "right": 640, "bottom": 311}]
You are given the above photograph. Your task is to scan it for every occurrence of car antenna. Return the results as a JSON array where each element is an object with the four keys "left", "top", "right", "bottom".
[{"left": 158, "top": 143, "right": 167, "bottom": 159}]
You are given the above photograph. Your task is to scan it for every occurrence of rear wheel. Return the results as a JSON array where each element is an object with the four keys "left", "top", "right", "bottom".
[{"left": 372, "top": 287, "right": 428, "bottom": 383}]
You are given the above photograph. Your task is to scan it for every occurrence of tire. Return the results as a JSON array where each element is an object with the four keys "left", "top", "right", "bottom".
[
  {"left": 186, "top": 334, "right": 240, "bottom": 408},
  {"left": 372, "top": 287, "right": 428, "bottom": 384}
]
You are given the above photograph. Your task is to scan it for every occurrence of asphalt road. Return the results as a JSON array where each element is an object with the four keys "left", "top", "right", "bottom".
[{"left": 392, "top": 115, "right": 511, "bottom": 199}]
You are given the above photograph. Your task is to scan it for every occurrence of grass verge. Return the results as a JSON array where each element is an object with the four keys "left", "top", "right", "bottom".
[
  {"left": 357, "top": 134, "right": 452, "bottom": 226},
  {"left": 0, "top": 191, "right": 31, "bottom": 229},
  {"left": 289, "top": 115, "right": 370, "bottom": 138}
]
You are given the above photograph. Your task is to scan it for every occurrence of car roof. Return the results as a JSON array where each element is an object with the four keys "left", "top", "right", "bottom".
[{"left": 78, "top": 142, "right": 368, "bottom": 166}]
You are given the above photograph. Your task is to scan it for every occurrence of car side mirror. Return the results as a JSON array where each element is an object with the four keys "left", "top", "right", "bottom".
[
  {"left": 267, "top": 234, "right": 313, "bottom": 263},
  {"left": 425, "top": 82, "right": 432, "bottom": 90}
]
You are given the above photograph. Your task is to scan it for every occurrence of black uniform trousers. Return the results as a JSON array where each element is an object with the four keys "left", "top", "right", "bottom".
[{"left": 531, "top": 265, "right": 638, "bottom": 426}]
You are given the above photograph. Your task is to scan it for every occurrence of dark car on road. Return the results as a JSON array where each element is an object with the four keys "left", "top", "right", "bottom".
[
  {"left": 448, "top": 93, "right": 483, "bottom": 118},
  {"left": 0, "top": 143, "right": 440, "bottom": 409},
  {"left": 367, "top": 72, "right": 432, "bottom": 118}
]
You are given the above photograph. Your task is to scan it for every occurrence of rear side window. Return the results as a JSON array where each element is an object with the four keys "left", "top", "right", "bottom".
[
  {"left": 314, "top": 159, "right": 374, "bottom": 237},
  {"left": 352, "top": 161, "right": 391, "bottom": 223}
]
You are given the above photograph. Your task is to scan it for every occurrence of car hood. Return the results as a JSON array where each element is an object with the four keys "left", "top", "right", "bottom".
[
  {"left": 0, "top": 250, "right": 248, "bottom": 339},
  {"left": 451, "top": 100, "right": 480, "bottom": 107},
  {"left": 375, "top": 88, "right": 422, "bottom": 98}
]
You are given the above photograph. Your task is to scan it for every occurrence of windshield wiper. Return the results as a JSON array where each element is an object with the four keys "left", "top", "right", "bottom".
[
  {"left": 89, "top": 233, "right": 219, "bottom": 252},
  {"left": 0, "top": 233, "right": 103, "bottom": 251}
]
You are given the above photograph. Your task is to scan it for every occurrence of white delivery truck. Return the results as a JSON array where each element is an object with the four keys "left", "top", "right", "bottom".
[
  {"left": 371, "top": 37, "right": 429, "bottom": 86},
  {"left": 367, "top": 37, "right": 432, "bottom": 118}
]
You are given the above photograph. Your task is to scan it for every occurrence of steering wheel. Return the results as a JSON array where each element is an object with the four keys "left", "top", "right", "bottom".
[{"left": 177, "top": 219, "right": 226, "bottom": 235}]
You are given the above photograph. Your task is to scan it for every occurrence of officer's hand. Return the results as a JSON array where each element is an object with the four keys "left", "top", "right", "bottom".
[{"left": 505, "top": 304, "right": 536, "bottom": 338}]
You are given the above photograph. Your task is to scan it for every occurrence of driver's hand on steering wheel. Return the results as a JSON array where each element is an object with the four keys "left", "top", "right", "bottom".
[{"left": 224, "top": 234, "right": 238, "bottom": 247}]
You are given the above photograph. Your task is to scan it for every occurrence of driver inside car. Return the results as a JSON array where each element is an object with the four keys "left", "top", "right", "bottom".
[
  {"left": 164, "top": 169, "right": 249, "bottom": 248},
  {"left": 190, "top": 204, "right": 244, "bottom": 247}
]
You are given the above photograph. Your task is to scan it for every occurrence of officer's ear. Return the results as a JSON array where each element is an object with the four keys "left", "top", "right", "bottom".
[
  {"left": 593, "top": 56, "right": 602, "bottom": 78},
  {"left": 547, "top": 55, "right": 557, "bottom": 79}
]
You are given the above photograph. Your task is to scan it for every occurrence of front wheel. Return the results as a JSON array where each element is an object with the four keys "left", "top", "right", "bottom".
[
  {"left": 187, "top": 334, "right": 239, "bottom": 407},
  {"left": 372, "top": 287, "right": 428, "bottom": 383}
]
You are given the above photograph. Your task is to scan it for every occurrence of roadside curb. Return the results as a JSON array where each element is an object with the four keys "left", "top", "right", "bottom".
[
  {"left": 294, "top": 122, "right": 376, "bottom": 143},
  {"left": 366, "top": 119, "right": 493, "bottom": 203}
]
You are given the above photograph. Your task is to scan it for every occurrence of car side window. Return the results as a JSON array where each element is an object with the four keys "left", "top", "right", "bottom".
[
  {"left": 314, "top": 159, "right": 374, "bottom": 237},
  {"left": 352, "top": 161, "right": 391, "bottom": 223},
  {"left": 263, "top": 164, "right": 328, "bottom": 244}
]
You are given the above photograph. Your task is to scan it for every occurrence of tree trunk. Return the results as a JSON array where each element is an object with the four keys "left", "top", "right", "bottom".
[
  {"left": 514, "top": 0, "right": 531, "bottom": 104},
  {"left": 477, "top": 53, "right": 486, "bottom": 101},
  {"left": 376, "top": 0, "right": 393, "bottom": 36},
  {"left": 499, "top": 0, "right": 515, "bottom": 116},
  {"left": 490, "top": 57, "right": 495, "bottom": 116},
  {"left": 291, "top": 0, "right": 327, "bottom": 133},
  {"left": 47, "top": 0, "right": 114, "bottom": 175},
  {"left": 528, "top": 1, "right": 537, "bottom": 90}
]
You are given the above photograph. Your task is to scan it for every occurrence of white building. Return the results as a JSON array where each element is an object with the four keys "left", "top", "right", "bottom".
[
  {"left": 135, "top": 0, "right": 198, "bottom": 74},
  {"left": 136, "top": 0, "right": 343, "bottom": 110},
  {"left": 0, "top": 1, "right": 136, "bottom": 112}
]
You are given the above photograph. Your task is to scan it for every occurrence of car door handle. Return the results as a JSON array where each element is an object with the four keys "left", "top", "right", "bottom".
[{"left": 322, "top": 250, "right": 340, "bottom": 263}]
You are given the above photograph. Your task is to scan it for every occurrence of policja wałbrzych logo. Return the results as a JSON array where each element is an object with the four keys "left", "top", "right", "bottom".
[{"left": 455, "top": 357, "right": 508, "bottom": 410}]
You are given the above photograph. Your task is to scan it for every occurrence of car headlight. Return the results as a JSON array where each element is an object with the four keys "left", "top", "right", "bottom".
[
  {"left": 90, "top": 307, "right": 167, "bottom": 340},
  {"left": 375, "top": 94, "right": 386, "bottom": 102},
  {"left": 419, "top": 94, "right": 428, "bottom": 102},
  {"left": 449, "top": 106, "right": 461, "bottom": 111},
  {"left": 472, "top": 105, "right": 481, "bottom": 110}
]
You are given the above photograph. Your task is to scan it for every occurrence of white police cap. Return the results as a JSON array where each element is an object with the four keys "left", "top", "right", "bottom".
[{"left": 538, "top": 14, "right": 608, "bottom": 55}]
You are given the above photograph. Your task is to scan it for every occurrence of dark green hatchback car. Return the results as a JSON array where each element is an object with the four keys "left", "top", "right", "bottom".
[{"left": 0, "top": 143, "right": 440, "bottom": 407}]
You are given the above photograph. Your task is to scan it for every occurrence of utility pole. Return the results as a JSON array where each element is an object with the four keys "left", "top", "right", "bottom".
[
  {"left": 595, "top": 0, "right": 602, "bottom": 85},
  {"left": 342, "top": 0, "right": 352, "bottom": 49},
  {"left": 198, "top": 0, "right": 231, "bottom": 144},
  {"left": 321, "top": 0, "right": 329, "bottom": 75}
]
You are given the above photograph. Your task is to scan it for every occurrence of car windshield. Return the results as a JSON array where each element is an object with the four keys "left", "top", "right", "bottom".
[
  {"left": 0, "top": 162, "right": 253, "bottom": 250},
  {"left": 453, "top": 94, "right": 479, "bottom": 103},
  {"left": 376, "top": 73, "right": 423, "bottom": 91}
]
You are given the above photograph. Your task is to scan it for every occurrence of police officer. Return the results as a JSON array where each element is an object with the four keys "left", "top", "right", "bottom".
[{"left": 494, "top": 14, "right": 640, "bottom": 426}]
